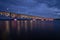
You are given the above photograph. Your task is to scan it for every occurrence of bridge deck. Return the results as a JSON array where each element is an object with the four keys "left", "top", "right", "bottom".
[
  {"left": 0, "top": 18, "right": 32, "bottom": 21},
  {"left": 0, "top": 15, "right": 32, "bottom": 21}
]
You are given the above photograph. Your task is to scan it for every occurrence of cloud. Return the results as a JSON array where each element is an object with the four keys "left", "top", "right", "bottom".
[
  {"left": 0, "top": 0, "right": 60, "bottom": 18},
  {"left": 35, "top": 0, "right": 60, "bottom": 8}
]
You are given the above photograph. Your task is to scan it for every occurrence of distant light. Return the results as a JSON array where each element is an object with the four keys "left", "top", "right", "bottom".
[{"left": 14, "top": 19, "right": 17, "bottom": 21}]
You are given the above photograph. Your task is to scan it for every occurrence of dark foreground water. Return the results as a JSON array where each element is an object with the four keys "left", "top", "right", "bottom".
[{"left": 0, "top": 20, "right": 60, "bottom": 40}]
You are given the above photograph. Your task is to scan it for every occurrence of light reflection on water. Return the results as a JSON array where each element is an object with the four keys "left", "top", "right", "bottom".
[{"left": 0, "top": 20, "right": 60, "bottom": 40}]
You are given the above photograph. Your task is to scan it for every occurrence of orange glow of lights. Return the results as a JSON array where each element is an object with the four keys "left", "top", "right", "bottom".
[
  {"left": 6, "top": 21, "right": 9, "bottom": 32},
  {"left": 49, "top": 19, "right": 54, "bottom": 21},
  {"left": 25, "top": 21, "right": 27, "bottom": 31},
  {"left": 17, "top": 21, "right": 20, "bottom": 32},
  {"left": 41, "top": 19, "right": 44, "bottom": 21}
]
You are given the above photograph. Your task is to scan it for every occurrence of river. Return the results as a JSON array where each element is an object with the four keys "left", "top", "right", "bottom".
[{"left": 0, "top": 20, "right": 60, "bottom": 40}]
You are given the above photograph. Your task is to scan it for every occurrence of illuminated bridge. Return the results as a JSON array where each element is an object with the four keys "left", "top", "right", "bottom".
[
  {"left": 0, "top": 11, "right": 54, "bottom": 21},
  {"left": 0, "top": 11, "right": 54, "bottom": 33}
]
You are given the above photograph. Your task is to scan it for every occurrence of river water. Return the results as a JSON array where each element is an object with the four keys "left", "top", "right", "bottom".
[{"left": 0, "top": 20, "right": 60, "bottom": 40}]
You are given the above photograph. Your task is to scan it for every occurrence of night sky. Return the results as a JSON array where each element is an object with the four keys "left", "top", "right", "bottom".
[{"left": 0, "top": 0, "right": 60, "bottom": 18}]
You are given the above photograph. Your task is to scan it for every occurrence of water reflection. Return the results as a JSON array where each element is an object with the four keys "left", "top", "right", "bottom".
[
  {"left": 17, "top": 21, "right": 20, "bottom": 33},
  {"left": 5, "top": 21, "right": 9, "bottom": 32},
  {"left": 0, "top": 20, "right": 54, "bottom": 32},
  {"left": 25, "top": 20, "right": 27, "bottom": 31},
  {"left": 0, "top": 20, "right": 60, "bottom": 40},
  {"left": 40, "top": 21, "right": 54, "bottom": 31},
  {"left": 30, "top": 20, "right": 33, "bottom": 31}
]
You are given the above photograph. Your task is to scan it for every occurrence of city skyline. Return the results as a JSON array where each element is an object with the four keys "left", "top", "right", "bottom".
[{"left": 0, "top": 0, "right": 60, "bottom": 18}]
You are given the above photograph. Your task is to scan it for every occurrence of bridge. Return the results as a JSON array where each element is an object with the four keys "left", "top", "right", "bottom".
[
  {"left": 0, "top": 11, "right": 54, "bottom": 33},
  {"left": 0, "top": 11, "right": 54, "bottom": 21}
]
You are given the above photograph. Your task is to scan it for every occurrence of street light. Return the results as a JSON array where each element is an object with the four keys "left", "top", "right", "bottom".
[{"left": 14, "top": 19, "right": 17, "bottom": 21}]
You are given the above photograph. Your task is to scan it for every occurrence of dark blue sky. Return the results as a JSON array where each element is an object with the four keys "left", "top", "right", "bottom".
[{"left": 0, "top": 0, "right": 60, "bottom": 18}]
